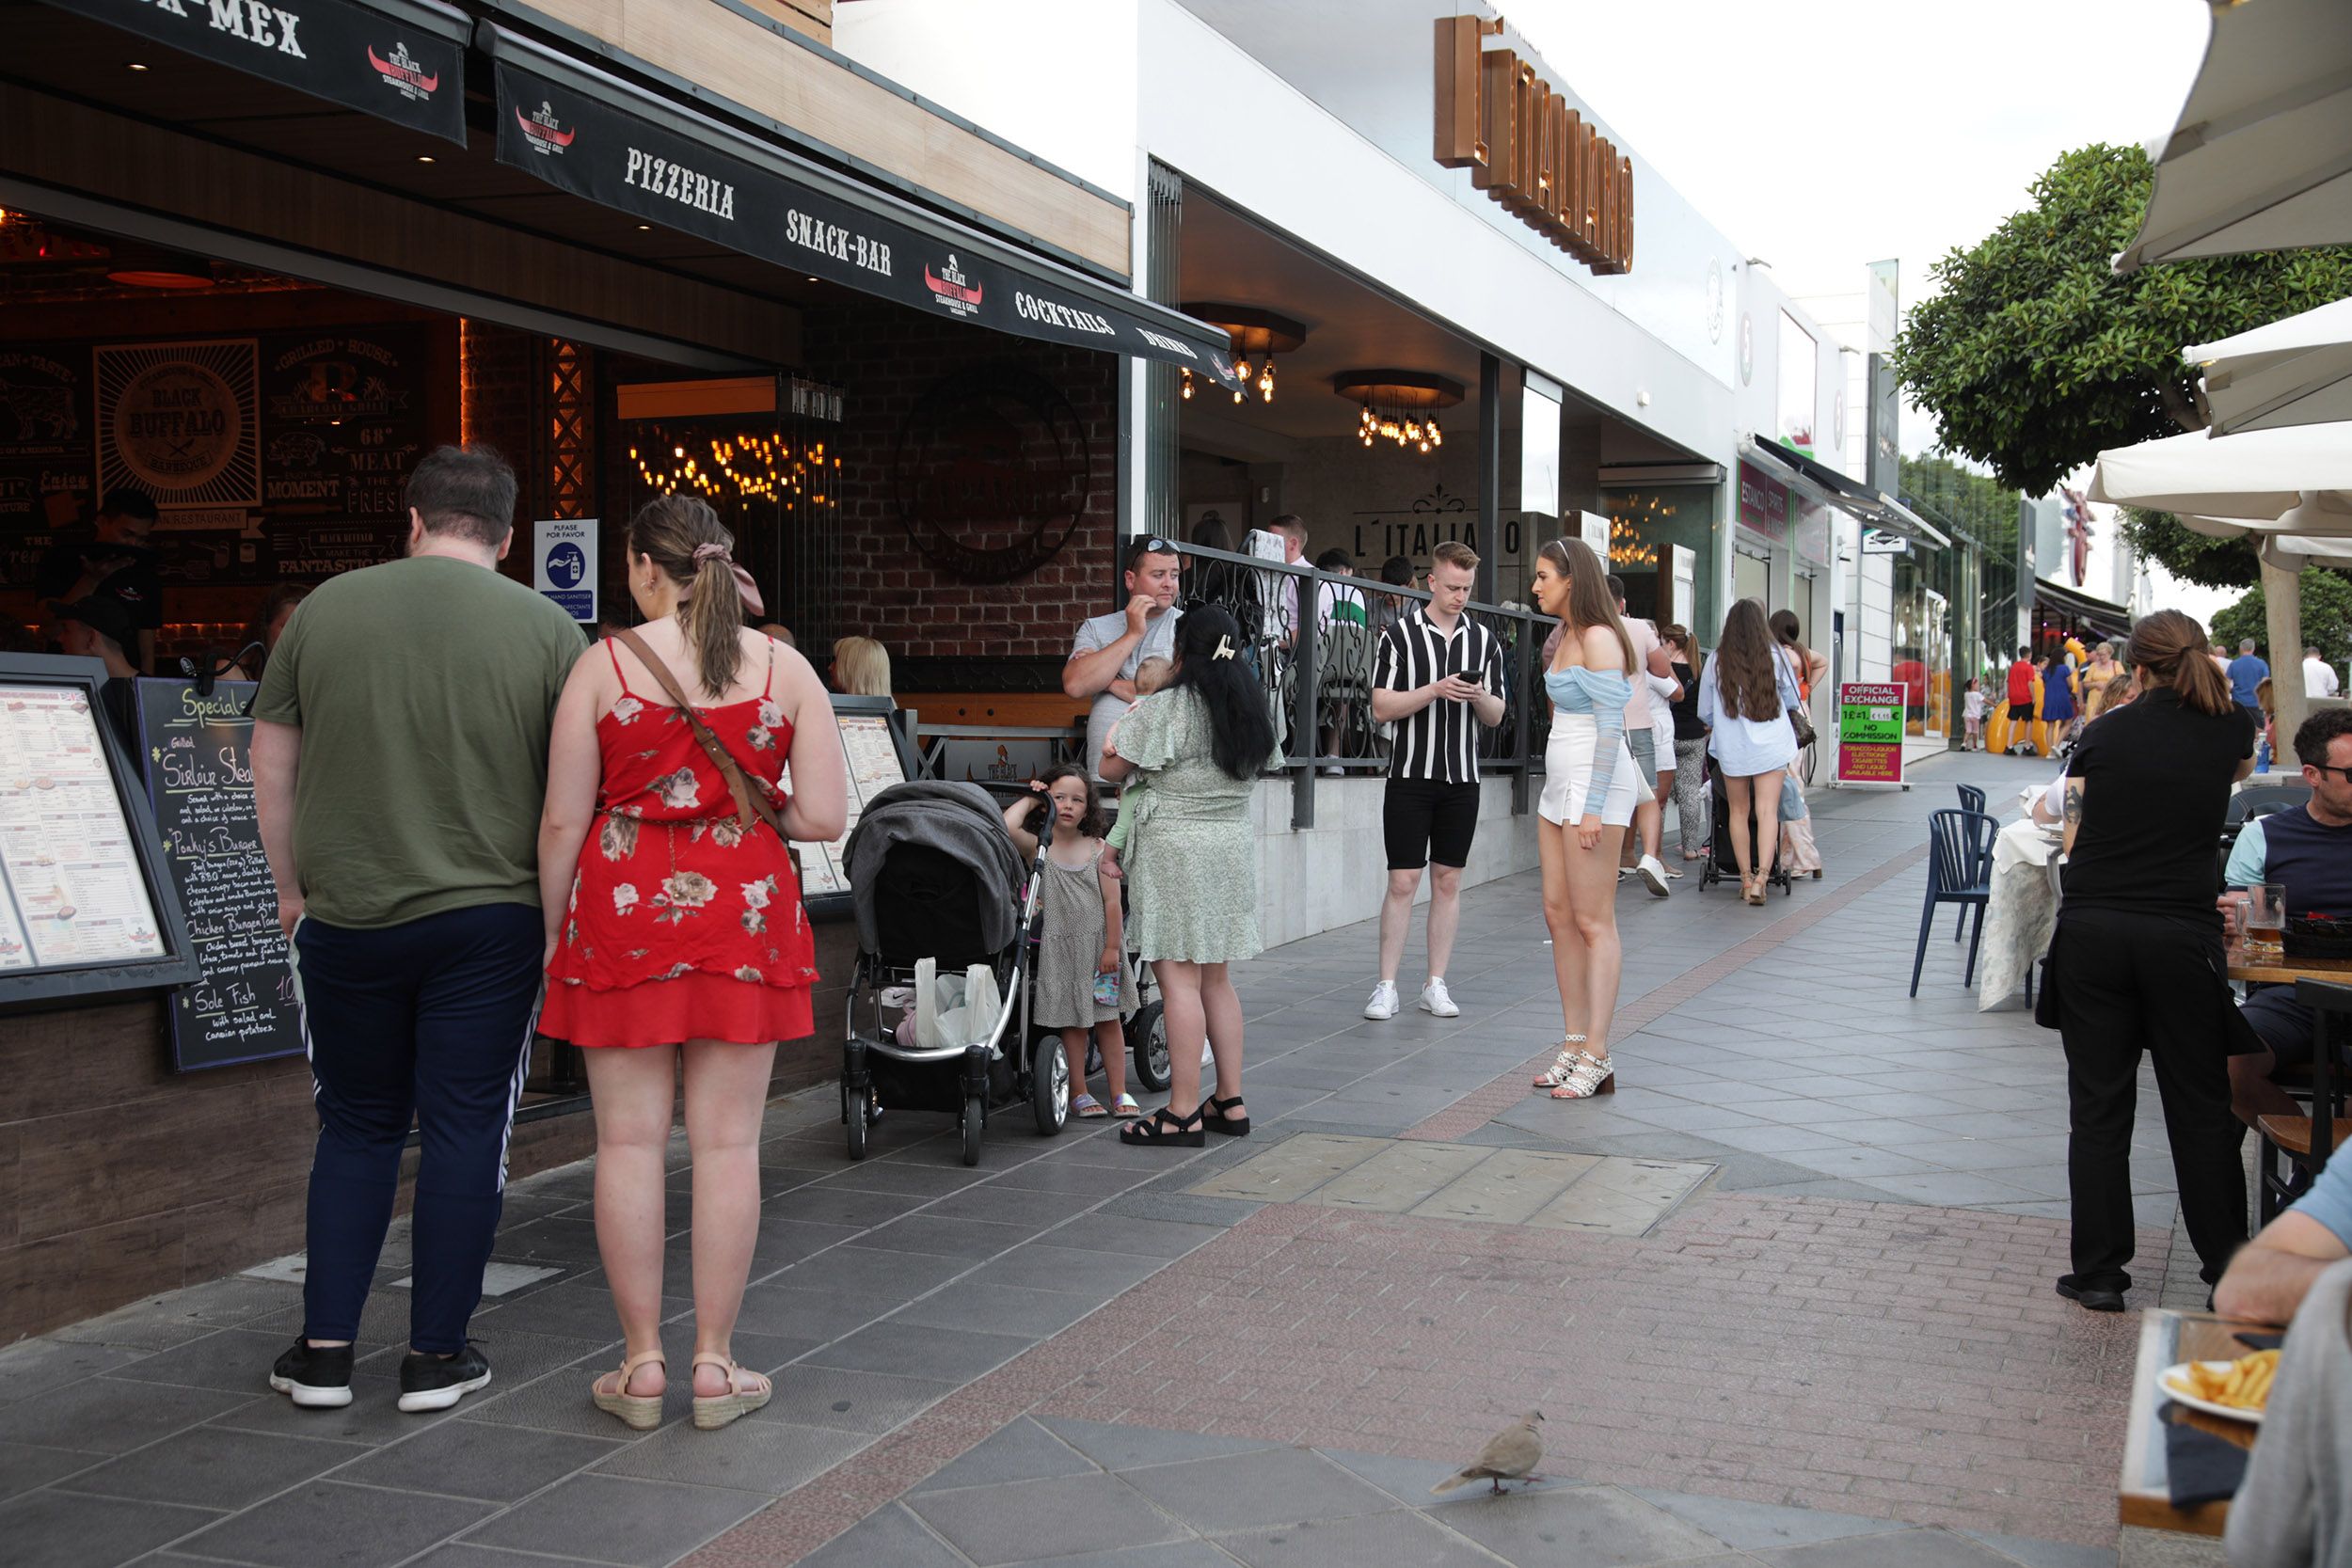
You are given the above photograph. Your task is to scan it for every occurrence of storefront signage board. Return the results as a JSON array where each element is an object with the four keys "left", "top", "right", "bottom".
[
  {"left": 1835, "top": 681, "right": 1906, "bottom": 788},
  {"left": 1737, "top": 461, "right": 1788, "bottom": 544},
  {"left": 133, "top": 677, "right": 303, "bottom": 1069},
  {"left": 54, "top": 0, "right": 468, "bottom": 144},
  {"left": 533, "top": 518, "right": 597, "bottom": 623},
  {"left": 1578, "top": 510, "right": 1611, "bottom": 557},
  {"left": 0, "top": 655, "right": 199, "bottom": 1011},
  {"left": 491, "top": 59, "right": 1243, "bottom": 391}
]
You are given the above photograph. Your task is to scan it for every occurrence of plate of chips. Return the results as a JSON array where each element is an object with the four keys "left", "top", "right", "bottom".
[{"left": 2159, "top": 1350, "right": 2278, "bottom": 1425}]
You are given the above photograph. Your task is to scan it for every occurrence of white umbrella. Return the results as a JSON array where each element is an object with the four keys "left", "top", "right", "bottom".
[
  {"left": 2112, "top": 0, "right": 2352, "bottom": 274},
  {"left": 2085, "top": 422, "right": 2352, "bottom": 517},
  {"left": 2189, "top": 296, "right": 2352, "bottom": 435}
]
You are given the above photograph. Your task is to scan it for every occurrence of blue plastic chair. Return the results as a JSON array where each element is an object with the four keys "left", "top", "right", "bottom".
[
  {"left": 1953, "top": 785, "right": 1991, "bottom": 940},
  {"left": 1912, "top": 808, "right": 1999, "bottom": 997}
]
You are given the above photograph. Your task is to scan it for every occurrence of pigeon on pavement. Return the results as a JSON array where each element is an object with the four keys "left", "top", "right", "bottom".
[{"left": 1430, "top": 1410, "right": 1546, "bottom": 1495}]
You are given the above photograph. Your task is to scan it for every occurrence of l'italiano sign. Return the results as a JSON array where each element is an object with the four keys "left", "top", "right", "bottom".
[{"left": 1434, "top": 15, "right": 1633, "bottom": 275}]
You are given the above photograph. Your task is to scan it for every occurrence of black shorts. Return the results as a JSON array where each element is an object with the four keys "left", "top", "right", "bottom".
[
  {"left": 1385, "top": 779, "right": 1480, "bottom": 870},
  {"left": 2008, "top": 701, "right": 2035, "bottom": 722}
]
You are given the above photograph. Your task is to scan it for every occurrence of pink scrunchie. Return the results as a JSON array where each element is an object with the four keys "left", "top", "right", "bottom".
[{"left": 680, "top": 543, "right": 765, "bottom": 617}]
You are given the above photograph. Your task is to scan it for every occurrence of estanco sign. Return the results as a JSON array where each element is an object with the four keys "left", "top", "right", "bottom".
[{"left": 1434, "top": 14, "right": 1634, "bottom": 275}]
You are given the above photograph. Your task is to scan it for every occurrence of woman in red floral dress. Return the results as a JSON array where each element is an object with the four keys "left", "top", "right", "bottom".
[{"left": 538, "top": 495, "right": 845, "bottom": 1432}]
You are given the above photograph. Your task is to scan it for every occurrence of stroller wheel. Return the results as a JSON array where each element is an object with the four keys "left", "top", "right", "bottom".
[
  {"left": 1032, "top": 1039, "right": 1069, "bottom": 1136},
  {"left": 1128, "top": 1000, "right": 1170, "bottom": 1092},
  {"left": 960, "top": 1093, "right": 985, "bottom": 1167}
]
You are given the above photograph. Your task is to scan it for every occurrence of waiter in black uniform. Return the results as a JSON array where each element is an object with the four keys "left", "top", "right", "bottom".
[{"left": 38, "top": 488, "right": 162, "bottom": 673}]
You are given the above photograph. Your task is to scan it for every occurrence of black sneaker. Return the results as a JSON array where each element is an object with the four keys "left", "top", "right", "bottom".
[
  {"left": 2057, "top": 1276, "right": 2127, "bottom": 1313},
  {"left": 269, "top": 1338, "right": 356, "bottom": 1408},
  {"left": 397, "top": 1343, "right": 492, "bottom": 1413}
]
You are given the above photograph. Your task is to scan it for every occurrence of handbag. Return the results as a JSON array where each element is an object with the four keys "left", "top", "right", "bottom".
[
  {"left": 610, "top": 629, "right": 794, "bottom": 858},
  {"left": 1781, "top": 648, "right": 1817, "bottom": 749}
]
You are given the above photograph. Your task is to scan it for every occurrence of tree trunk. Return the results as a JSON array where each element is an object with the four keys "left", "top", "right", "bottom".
[
  {"left": 2261, "top": 546, "right": 2307, "bottom": 762},
  {"left": 2156, "top": 380, "right": 2209, "bottom": 434}
]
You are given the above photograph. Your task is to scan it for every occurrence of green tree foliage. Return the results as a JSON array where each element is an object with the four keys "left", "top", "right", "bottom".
[
  {"left": 2116, "top": 507, "right": 2262, "bottom": 591},
  {"left": 1890, "top": 144, "right": 2352, "bottom": 499},
  {"left": 1899, "top": 452, "right": 2018, "bottom": 555},
  {"left": 2211, "top": 571, "right": 2352, "bottom": 669}
]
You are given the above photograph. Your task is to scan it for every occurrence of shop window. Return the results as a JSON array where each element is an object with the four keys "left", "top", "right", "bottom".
[{"left": 1603, "top": 483, "right": 1717, "bottom": 632}]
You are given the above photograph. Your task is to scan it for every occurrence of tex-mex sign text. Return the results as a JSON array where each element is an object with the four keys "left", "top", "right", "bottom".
[{"left": 1434, "top": 14, "right": 1633, "bottom": 275}]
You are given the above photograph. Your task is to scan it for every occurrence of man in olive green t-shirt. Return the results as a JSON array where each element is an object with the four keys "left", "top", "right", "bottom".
[{"left": 251, "top": 445, "right": 585, "bottom": 1417}]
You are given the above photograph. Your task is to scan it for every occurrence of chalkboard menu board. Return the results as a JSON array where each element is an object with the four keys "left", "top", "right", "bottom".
[
  {"left": 133, "top": 677, "right": 301, "bottom": 1069},
  {"left": 259, "top": 328, "right": 426, "bottom": 582}
]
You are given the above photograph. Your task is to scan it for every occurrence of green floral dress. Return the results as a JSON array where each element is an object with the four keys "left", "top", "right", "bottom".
[{"left": 1112, "top": 688, "right": 1280, "bottom": 964}]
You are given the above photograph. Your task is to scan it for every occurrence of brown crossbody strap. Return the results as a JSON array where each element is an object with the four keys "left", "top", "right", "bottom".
[{"left": 610, "top": 628, "right": 790, "bottom": 847}]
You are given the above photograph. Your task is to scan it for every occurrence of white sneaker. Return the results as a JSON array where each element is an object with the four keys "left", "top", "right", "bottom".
[
  {"left": 1363, "top": 981, "right": 1399, "bottom": 1021},
  {"left": 1636, "top": 854, "right": 1671, "bottom": 898},
  {"left": 1418, "top": 978, "right": 1459, "bottom": 1018}
]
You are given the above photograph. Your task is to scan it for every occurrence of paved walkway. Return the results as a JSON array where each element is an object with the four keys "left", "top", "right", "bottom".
[{"left": 0, "top": 749, "right": 2188, "bottom": 1568}]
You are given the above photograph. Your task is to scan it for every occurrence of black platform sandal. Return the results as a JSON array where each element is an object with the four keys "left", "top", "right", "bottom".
[
  {"left": 1200, "top": 1094, "right": 1250, "bottom": 1137},
  {"left": 1119, "top": 1104, "right": 1204, "bottom": 1148}
]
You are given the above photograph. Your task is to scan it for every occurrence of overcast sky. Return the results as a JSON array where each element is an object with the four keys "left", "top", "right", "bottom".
[{"left": 1509, "top": 0, "right": 2231, "bottom": 624}]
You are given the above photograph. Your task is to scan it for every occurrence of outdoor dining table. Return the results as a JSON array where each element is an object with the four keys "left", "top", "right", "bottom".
[
  {"left": 1975, "top": 810, "right": 2065, "bottom": 1010},
  {"left": 2119, "top": 1308, "right": 2268, "bottom": 1540}
]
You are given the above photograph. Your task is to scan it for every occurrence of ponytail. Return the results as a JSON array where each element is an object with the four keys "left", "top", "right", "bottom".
[
  {"left": 627, "top": 495, "right": 750, "bottom": 701},
  {"left": 2126, "top": 609, "right": 2232, "bottom": 717},
  {"left": 678, "top": 548, "right": 743, "bottom": 703}
]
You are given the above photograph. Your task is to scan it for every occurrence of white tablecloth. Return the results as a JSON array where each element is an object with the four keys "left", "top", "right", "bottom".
[{"left": 1976, "top": 817, "right": 2063, "bottom": 1010}]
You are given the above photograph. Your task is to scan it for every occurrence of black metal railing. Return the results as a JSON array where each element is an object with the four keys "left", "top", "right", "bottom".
[{"left": 1163, "top": 540, "right": 1548, "bottom": 828}]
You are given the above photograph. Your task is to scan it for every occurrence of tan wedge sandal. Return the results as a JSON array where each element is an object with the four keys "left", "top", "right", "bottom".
[
  {"left": 691, "top": 1354, "right": 772, "bottom": 1431},
  {"left": 591, "top": 1350, "right": 666, "bottom": 1431}
]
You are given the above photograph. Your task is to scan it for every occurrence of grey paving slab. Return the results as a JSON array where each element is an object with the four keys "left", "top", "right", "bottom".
[
  {"left": 333, "top": 1419, "right": 622, "bottom": 1502},
  {"left": 1428, "top": 1483, "right": 1729, "bottom": 1567},
  {"left": 907, "top": 1471, "right": 1189, "bottom": 1566},
  {"left": 469, "top": 1283, "right": 658, "bottom": 1342},
  {"left": 0, "top": 1486, "right": 219, "bottom": 1566},
  {"left": 591, "top": 1414, "right": 870, "bottom": 1494},
  {"left": 0, "top": 1339, "right": 152, "bottom": 1407},
  {"left": 812, "top": 1160, "right": 995, "bottom": 1198},
  {"left": 392, "top": 1545, "right": 576, "bottom": 1568},
  {"left": 963, "top": 1243, "right": 1168, "bottom": 1299},
  {"left": 56, "top": 1424, "right": 367, "bottom": 1511},
  {"left": 889, "top": 1281, "right": 1104, "bottom": 1338},
  {"left": 801, "top": 1320, "right": 1033, "bottom": 1381},
  {"left": 489, "top": 1216, "right": 607, "bottom": 1265},
  {"left": 729, "top": 1282, "right": 881, "bottom": 1340},
  {"left": 856, "top": 1213, "right": 1044, "bottom": 1259},
  {"left": 1120, "top": 1446, "right": 1397, "bottom": 1533},
  {"left": 744, "top": 1366, "right": 955, "bottom": 1435},
  {"left": 770, "top": 1244, "right": 977, "bottom": 1302},
  {"left": 108, "top": 1329, "right": 307, "bottom": 1397},
  {"left": 1215, "top": 1508, "right": 1502, "bottom": 1568},
  {"left": 0, "top": 1378, "right": 250, "bottom": 1457},
  {"left": 1309, "top": 1140, "right": 1493, "bottom": 1212},
  {"left": 766, "top": 1184, "right": 928, "bottom": 1228},
  {"left": 1959, "top": 1529, "right": 2118, "bottom": 1568},
  {"left": 1043, "top": 1212, "right": 1225, "bottom": 1259},
  {"left": 746, "top": 1216, "right": 866, "bottom": 1266},
  {"left": 918, "top": 1183, "right": 1094, "bottom": 1227},
  {"left": 0, "top": 1440, "right": 98, "bottom": 1503},
  {"left": 1037, "top": 1415, "right": 1281, "bottom": 1472},
  {"left": 462, "top": 1473, "right": 762, "bottom": 1566},
  {"left": 179, "top": 1480, "right": 497, "bottom": 1568},
  {"left": 1752, "top": 1530, "right": 2027, "bottom": 1568},
  {"left": 202, "top": 1385, "right": 467, "bottom": 1448},
  {"left": 1184, "top": 1132, "right": 1387, "bottom": 1202},
  {"left": 1409, "top": 1148, "right": 1597, "bottom": 1224},
  {"left": 1629, "top": 1488, "right": 1913, "bottom": 1550},
  {"left": 985, "top": 1157, "right": 1164, "bottom": 1196},
  {"left": 913, "top": 1416, "right": 1099, "bottom": 1494},
  {"left": 796, "top": 1503, "right": 970, "bottom": 1568}
]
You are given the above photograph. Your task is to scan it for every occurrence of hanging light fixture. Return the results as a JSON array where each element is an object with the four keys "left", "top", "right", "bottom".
[
  {"left": 1335, "top": 371, "right": 1463, "bottom": 457},
  {"left": 1184, "top": 304, "right": 1307, "bottom": 408}
]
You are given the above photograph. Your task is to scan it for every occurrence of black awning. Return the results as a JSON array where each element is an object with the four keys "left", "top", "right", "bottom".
[
  {"left": 1741, "top": 437, "right": 1949, "bottom": 547},
  {"left": 54, "top": 0, "right": 469, "bottom": 145},
  {"left": 2031, "top": 576, "right": 2135, "bottom": 640},
  {"left": 487, "top": 37, "right": 1246, "bottom": 390}
]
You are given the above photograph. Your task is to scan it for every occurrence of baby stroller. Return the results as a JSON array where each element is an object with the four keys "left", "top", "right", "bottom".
[
  {"left": 838, "top": 781, "right": 1063, "bottom": 1166},
  {"left": 1695, "top": 764, "right": 1793, "bottom": 898}
]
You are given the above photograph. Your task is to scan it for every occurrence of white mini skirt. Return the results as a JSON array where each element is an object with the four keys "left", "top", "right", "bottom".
[{"left": 1539, "top": 712, "right": 1639, "bottom": 828}]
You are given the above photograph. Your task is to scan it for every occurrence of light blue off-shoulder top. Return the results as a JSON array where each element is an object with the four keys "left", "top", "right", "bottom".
[{"left": 1545, "top": 664, "right": 1632, "bottom": 819}]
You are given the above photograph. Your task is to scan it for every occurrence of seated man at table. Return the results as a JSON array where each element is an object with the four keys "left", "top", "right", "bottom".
[
  {"left": 2215, "top": 1140, "right": 2352, "bottom": 1325},
  {"left": 2223, "top": 707, "right": 2352, "bottom": 1128}
]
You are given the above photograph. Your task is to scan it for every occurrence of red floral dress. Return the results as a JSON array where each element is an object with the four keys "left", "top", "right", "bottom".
[{"left": 540, "top": 641, "right": 818, "bottom": 1048}]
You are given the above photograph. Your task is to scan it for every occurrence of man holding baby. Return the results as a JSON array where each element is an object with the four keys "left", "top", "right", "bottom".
[{"left": 1064, "top": 535, "right": 1185, "bottom": 783}]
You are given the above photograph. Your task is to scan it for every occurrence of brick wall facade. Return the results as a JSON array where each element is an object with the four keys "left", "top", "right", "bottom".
[{"left": 803, "top": 304, "right": 1121, "bottom": 685}]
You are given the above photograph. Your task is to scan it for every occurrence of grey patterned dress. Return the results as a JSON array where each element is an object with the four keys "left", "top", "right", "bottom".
[
  {"left": 1033, "top": 843, "right": 1136, "bottom": 1030},
  {"left": 1112, "top": 688, "right": 1280, "bottom": 965}
]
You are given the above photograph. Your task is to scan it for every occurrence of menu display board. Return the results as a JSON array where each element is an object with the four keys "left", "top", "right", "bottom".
[
  {"left": 134, "top": 678, "right": 302, "bottom": 1070},
  {"left": 0, "top": 658, "right": 207, "bottom": 1017},
  {"left": 790, "top": 699, "right": 914, "bottom": 907}
]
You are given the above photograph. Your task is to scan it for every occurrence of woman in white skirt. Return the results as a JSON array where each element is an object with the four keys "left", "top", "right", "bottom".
[
  {"left": 1699, "top": 599, "right": 1803, "bottom": 904},
  {"left": 1530, "top": 537, "right": 1639, "bottom": 1101}
]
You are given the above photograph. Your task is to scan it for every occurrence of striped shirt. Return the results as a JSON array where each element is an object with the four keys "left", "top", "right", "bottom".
[{"left": 1374, "top": 606, "right": 1504, "bottom": 783}]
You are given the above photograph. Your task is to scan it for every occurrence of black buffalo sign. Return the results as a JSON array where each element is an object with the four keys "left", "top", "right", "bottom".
[
  {"left": 55, "top": 0, "right": 467, "bottom": 144},
  {"left": 491, "top": 59, "right": 1244, "bottom": 390}
]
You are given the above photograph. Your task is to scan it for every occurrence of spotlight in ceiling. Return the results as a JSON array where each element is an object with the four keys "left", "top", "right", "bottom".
[
  {"left": 127, "top": 61, "right": 150, "bottom": 71},
  {"left": 417, "top": 154, "right": 437, "bottom": 164}
]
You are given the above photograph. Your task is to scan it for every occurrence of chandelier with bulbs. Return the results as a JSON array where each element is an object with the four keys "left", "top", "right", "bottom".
[
  {"left": 1181, "top": 304, "right": 1306, "bottom": 407},
  {"left": 1333, "top": 371, "right": 1464, "bottom": 457}
]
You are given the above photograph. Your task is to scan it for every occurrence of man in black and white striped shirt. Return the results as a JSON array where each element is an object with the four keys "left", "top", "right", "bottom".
[{"left": 1364, "top": 541, "right": 1505, "bottom": 1022}]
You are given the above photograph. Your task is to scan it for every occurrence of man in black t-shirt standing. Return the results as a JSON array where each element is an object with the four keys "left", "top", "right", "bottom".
[
  {"left": 2050, "top": 611, "right": 2257, "bottom": 1313},
  {"left": 37, "top": 489, "right": 162, "bottom": 673}
]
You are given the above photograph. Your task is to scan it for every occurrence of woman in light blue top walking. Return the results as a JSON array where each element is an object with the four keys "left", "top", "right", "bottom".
[
  {"left": 1698, "top": 598, "right": 1802, "bottom": 904},
  {"left": 1529, "top": 537, "right": 1639, "bottom": 1101}
]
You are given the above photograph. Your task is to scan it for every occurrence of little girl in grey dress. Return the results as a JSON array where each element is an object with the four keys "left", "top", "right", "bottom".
[{"left": 1002, "top": 767, "right": 1136, "bottom": 1117}]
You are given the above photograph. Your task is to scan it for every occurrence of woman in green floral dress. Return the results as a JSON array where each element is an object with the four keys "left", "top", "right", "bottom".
[{"left": 1102, "top": 607, "right": 1282, "bottom": 1148}]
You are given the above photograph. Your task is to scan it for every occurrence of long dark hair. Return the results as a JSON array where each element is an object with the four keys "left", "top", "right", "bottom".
[
  {"left": 1536, "top": 537, "right": 1635, "bottom": 674},
  {"left": 1714, "top": 598, "right": 1783, "bottom": 721},
  {"left": 2130, "top": 610, "right": 2233, "bottom": 716},
  {"left": 1168, "top": 606, "right": 1277, "bottom": 780},
  {"left": 1768, "top": 608, "right": 1812, "bottom": 676},
  {"left": 1027, "top": 764, "right": 1110, "bottom": 840}
]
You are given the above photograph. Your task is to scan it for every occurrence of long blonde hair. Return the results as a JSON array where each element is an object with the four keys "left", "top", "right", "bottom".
[
  {"left": 833, "top": 636, "right": 892, "bottom": 699},
  {"left": 628, "top": 495, "right": 744, "bottom": 701},
  {"left": 1539, "top": 537, "right": 1634, "bottom": 674}
]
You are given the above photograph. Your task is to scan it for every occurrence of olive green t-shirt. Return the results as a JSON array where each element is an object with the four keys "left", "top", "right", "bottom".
[{"left": 254, "top": 555, "right": 587, "bottom": 928}]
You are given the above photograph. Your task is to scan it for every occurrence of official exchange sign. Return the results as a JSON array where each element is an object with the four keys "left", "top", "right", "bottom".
[{"left": 53, "top": 0, "right": 467, "bottom": 145}]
